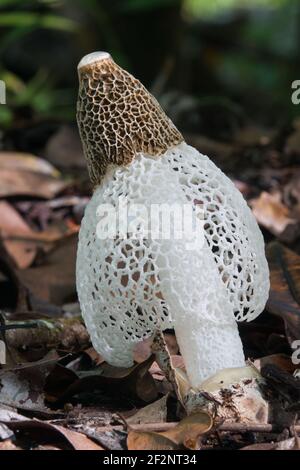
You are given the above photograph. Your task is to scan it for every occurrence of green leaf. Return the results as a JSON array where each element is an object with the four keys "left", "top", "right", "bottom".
[
  {"left": 0, "top": 105, "right": 13, "bottom": 127},
  {"left": 0, "top": 0, "right": 26, "bottom": 8},
  {"left": 0, "top": 13, "right": 77, "bottom": 32}
]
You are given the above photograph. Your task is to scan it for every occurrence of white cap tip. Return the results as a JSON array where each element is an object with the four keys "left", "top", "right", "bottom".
[{"left": 78, "top": 51, "right": 111, "bottom": 70}]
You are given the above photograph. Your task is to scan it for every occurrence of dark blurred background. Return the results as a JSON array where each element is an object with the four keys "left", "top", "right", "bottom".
[{"left": 1, "top": 0, "right": 300, "bottom": 137}]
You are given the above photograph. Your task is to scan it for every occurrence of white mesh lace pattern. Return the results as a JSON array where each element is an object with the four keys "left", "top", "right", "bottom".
[{"left": 77, "top": 142, "right": 270, "bottom": 373}]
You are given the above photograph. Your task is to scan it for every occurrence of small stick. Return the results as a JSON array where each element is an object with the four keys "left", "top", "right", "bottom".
[
  {"left": 46, "top": 420, "right": 300, "bottom": 435},
  {"left": 0, "top": 323, "right": 38, "bottom": 332}
]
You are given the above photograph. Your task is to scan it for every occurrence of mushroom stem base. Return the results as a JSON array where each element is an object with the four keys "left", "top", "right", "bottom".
[{"left": 173, "top": 316, "right": 245, "bottom": 389}]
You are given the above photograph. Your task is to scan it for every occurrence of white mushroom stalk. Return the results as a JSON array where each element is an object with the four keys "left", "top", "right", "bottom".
[{"left": 76, "top": 52, "right": 270, "bottom": 388}]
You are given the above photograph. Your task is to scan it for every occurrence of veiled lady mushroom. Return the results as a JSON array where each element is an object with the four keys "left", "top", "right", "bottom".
[{"left": 76, "top": 52, "right": 270, "bottom": 389}]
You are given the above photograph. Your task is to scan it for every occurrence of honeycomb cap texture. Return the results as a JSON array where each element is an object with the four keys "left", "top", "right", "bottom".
[{"left": 77, "top": 54, "right": 183, "bottom": 185}]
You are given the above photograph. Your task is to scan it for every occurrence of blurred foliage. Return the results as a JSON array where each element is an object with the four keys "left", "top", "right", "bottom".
[
  {"left": 0, "top": 0, "right": 299, "bottom": 130},
  {"left": 185, "top": 0, "right": 290, "bottom": 16},
  {"left": 0, "top": 69, "right": 74, "bottom": 126},
  {"left": 120, "top": 0, "right": 180, "bottom": 11}
]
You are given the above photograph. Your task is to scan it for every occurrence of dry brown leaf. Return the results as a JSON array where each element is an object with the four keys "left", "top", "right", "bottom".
[
  {"left": 276, "top": 437, "right": 300, "bottom": 450},
  {"left": 250, "top": 191, "right": 299, "bottom": 241},
  {"left": 133, "top": 337, "right": 153, "bottom": 363},
  {"left": 132, "top": 334, "right": 179, "bottom": 366},
  {"left": 0, "top": 422, "right": 14, "bottom": 441},
  {"left": 45, "top": 355, "right": 157, "bottom": 403},
  {"left": 0, "top": 152, "right": 67, "bottom": 199},
  {"left": 127, "top": 395, "right": 168, "bottom": 425},
  {"left": 0, "top": 152, "right": 59, "bottom": 176},
  {"left": 127, "top": 412, "right": 212, "bottom": 450},
  {"left": 163, "top": 412, "right": 213, "bottom": 449},
  {"left": 254, "top": 354, "right": 297, "bottom": 374},
  {"left": 2, "top": 419, "right": 103, "bottom": 450},
  {"left": 266, "top": 241, "right": 300, "bottom": 345},
  {"left": 241, "top": 442, "right": 277, "bottom": 450},
  {"left": 127, "top": 431, "right": 179, "bottom": 450},
  {"left": 171, "top": 355, "right": 185, "bottom": 370},
  {"left": 0, "top": 201, "right": 37, "bottom": 269},
  {"left": 0, "top": 440, "right": 21, "bottom": 450},
  {"left": 0, "top": 350, "right": 60, "bottom": 413},
  {"left": 149, "top": 361, "right": 165, "bottom": 381},
  {"left": 0, "top": 168, "right": 67, "bottom": 199},
  {"left": 19, "top": 233, "right": 78, "bottom": 304},
  {"left": 51, "top": 424, "right": 104, "bottom": 450},
  {"left": 83, "top": 347, "right": 105, "bottom": 366},
  {"left": 164, "top": 333, "right": 179, "bottom": 355}
]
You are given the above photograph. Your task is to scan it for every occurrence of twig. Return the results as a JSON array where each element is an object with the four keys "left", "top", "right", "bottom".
[
  {"left": 0, "top": 323, "right": 38, "bottom": 332},
  {"left": 4, "top": 317, "right": 90, "bottom": 350},
  {"left": 70, "top": 421, "right": 300, "bottom": 434}
]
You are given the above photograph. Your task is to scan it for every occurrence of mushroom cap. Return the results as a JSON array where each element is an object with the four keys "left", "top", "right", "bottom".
[
  {"left": 78, "top": 51, "right": 111, "bottom": 69},
  {"left": 77, "top": 52, "right": 183, "bottom": 185},
  {"left": 76, "top": 142, "right": 269, "bottom": 368}
]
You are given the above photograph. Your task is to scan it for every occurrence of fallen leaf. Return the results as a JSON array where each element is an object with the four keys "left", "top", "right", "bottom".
[
  {"left": 45, "top": 355, "right": 157, "bottom": 403},
  {"left": 127, "top": 430, "right": 179, "bottom": 450},
  {"left": 127, "top": 395, "right": 168, "bottom": 425},
  {"left": 83, "top": 347, "right": 105, "bottom": 367},
  {"left": 276, "top": 437, "right": 300, "bottom": 450},
  {"left": 0, "top": 351, "right": 59, "bottom": 413},
  {"left": 164, "top": 334, "right": 179, "bottom": 355},
  {"left": 0, "top": 370, "right": 47, "bottom": 411},
  {"left": 261, "top": 363, "right": 300, "bottom": 407},
  {"left": 0, "top": 423, "right": 14, "bottom": 441},
  {"left": 266, "top": 241, "right": 300, "bottom": 345},
  {"left": 164, "top": 412, "right": 213, "bottom": 449},
  {"left": 149, "top": 361, "right": 165, "bottom": 381},
  {"left": 76, "top": 426, "right": 126, "bottom": 450},
  {"left": 0, "top": 408, "right": 27, "bottom": 423},
  {"left": 0, "top": 439, "right": 21, "bottom": 450},
  {"left": 133, "top": 338, "right": 152, "bottom": 363},
  {"left": 250, "top": 192, "right": 299, "bottom": 242},
  {"left": 241, "top": 442, "right": 277, "bottom": 450},
  {"left": 18, "top": 233, "right": 78, "bottom": 304},
  {"left": 171, "top": 355, "right": 185, "bottom": 370},
  {"left": 0, "top": 152, "right": 67, "bottom": 198},
  {"left": 254, "top": 354, "right": 297, "bottom": 374},
  {"left": 51, "top": 424, "right": 103, "bottom": 450},
  {"left": 0, "top": 152, "right": 59, "bottom": 176},
  {"left": 0, "top": 201, "right": 37, "bottom": 269},
  {"left": 2, "top": 419, "right": 103, "bottom": 450},
  {"left": 127, "top": 412, "right": 212, "bottom": 450}
]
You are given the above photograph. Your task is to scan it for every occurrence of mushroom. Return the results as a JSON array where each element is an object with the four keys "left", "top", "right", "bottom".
[{"left": 76, "top": 52, "right": 270, "bottom": 389}]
